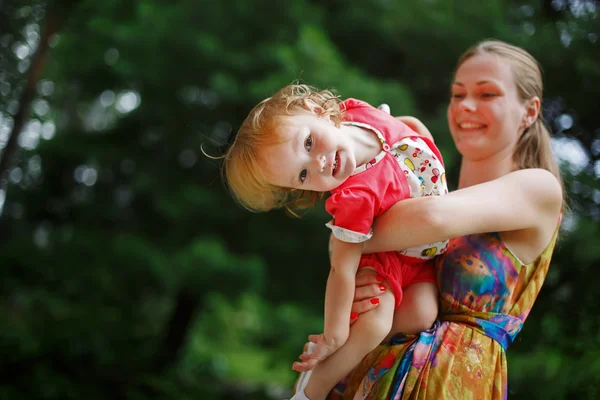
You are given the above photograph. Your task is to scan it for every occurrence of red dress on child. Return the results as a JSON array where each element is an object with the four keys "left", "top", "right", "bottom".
[{"left": 325, "top": 99, "right": 449, "bottom": 308}]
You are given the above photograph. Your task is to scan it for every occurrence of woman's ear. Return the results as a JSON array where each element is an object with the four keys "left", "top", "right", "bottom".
[{"left": 523, "top": 96, "right": 541, "bottom": 129}]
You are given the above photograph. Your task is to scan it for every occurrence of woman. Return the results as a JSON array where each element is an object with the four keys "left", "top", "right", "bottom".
[{"left": 296, "top": 40, "right": 564, "bottom": 399}]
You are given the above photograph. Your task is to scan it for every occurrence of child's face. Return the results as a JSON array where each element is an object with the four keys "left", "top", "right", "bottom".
[
  {"left": 447, "top": 53, "right": 528, "bottom": 161},
  {"left": 260, "top": 111, "right": 356, "bottom": 193}
]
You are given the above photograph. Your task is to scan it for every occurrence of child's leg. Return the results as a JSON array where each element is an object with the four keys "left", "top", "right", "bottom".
[
  {"left": 384, "top": 282, "right": 438, "bottom": 342},
  {"left": 302, "top": 288, "right": 395, "bottom": 400}
]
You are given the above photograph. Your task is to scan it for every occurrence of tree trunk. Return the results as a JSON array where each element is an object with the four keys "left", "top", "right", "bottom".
[
  {"left": 154, "top": 287, "right": 200, "bottom": 373},
  {"left": 0, "top": 0, "right": 80, "bottom": 189}
]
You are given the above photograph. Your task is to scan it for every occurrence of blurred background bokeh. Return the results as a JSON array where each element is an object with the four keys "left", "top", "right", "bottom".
[{"left": 1, "top": 0, "right": 599, "bottom": 399}]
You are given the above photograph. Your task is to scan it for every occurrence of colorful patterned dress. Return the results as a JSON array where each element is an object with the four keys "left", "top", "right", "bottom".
[{"left": 325, "top": 227, "right": 560, "bottom": 399}]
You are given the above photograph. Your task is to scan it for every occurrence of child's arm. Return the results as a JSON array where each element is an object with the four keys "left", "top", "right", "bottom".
[
  {"left": 324, "top": 238, "right": 363, "bottom": 346},
  {"left": 377, "top": 103, "right": 434, "bottom": 141},
  {"left": 292, "top": 238, "right": 363, "bottom": 372},
  {"left": 396, "top": 116, "right": 434, "bottom": 142}
]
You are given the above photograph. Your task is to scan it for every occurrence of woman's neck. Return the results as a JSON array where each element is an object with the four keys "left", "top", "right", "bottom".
[{"left": 458, "top": 152, "right": 515, "bottom": 189}]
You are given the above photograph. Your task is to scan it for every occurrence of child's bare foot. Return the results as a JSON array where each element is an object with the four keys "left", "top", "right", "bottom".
[{"left": 292, "top": 334, "right": 340, "bottom": 372}]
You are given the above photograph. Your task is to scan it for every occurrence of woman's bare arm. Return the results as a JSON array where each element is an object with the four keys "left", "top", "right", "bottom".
[{"left": 363, "top": 168, "right": 563, "bottom": 254}]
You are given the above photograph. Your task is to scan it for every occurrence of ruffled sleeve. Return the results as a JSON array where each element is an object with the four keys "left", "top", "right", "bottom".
[{"left": 325, "top": 188, "right": 375, "bottom": 243}]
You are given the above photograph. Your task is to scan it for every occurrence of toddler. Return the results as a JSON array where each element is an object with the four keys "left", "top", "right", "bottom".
[{"left": 223, "top": 84, "right": 448, "bottom": 400}]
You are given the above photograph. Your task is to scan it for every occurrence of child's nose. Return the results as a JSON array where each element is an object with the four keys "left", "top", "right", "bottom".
[{"left": 313, "top": 154, "right": 326, "bottom": 172}]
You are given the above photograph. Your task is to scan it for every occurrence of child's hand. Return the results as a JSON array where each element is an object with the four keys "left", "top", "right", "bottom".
[
  {"left": 291, "top": 334, "right": 340, "bottom": 372},
  {"left": 378, "top": 104, "right": 434, "bottom": 142},
  {"left": 396, "top": 116, "right": 434, "bottom": 142}
]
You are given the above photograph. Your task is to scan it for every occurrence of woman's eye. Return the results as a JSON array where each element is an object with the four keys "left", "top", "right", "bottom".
[
  {"left": 300, "top": 169, "right": 307, "bottom": 183},
  {"left": 305, "top": 135, "right": 313, "bottom": 151},
  {"left": 482, "top": 93, "right": 497, "bottom": 98},
  {"left": 451, "top": 93, "right": 465, "bottom": 99}
]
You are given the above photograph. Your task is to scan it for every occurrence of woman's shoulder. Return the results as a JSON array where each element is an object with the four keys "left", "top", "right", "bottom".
[
  {"left": 504, "top": 168, "right": 563, "bottom": 211},
  {"left": 496, "top": 169, "right": 563, "bottom": 264}
]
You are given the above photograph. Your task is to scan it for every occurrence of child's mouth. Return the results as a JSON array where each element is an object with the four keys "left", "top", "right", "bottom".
[{"left": 332, "top": 152, "right": 340, "bottom": 176}]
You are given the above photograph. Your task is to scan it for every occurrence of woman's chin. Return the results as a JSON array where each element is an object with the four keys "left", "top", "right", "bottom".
[{"left": 455, "top": 141, "right": 489, "bottom": 159}]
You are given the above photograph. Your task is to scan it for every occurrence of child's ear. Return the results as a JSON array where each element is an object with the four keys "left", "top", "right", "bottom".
[
  {"left": 303, "top": 99, "right": 324, "bottom": 115},
  {"left": 303, "top": 99, "right": 331, "bottom": 120}
]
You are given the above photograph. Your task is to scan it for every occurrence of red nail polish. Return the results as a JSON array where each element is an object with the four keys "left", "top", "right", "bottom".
[
  {"left": 379, "top": 285, "right": 386, "bottom": 292},
  {"left": 370, "top": 298, "right": 380, "bottom": 305},
  {"left": 375, "top": 275, "right": 384, "bottom": 282},
  {"left": 350, "top": 312, "right": 358, "bottom": 320}
]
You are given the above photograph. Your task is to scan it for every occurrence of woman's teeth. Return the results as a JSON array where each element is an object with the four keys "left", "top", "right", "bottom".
[{"left": 459, "top": 122, "right": 485, "bottom": 129}]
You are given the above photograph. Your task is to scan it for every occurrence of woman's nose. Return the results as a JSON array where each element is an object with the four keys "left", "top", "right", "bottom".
[{"left": 459, "top": 97, "right": 477, "bottom": 112}]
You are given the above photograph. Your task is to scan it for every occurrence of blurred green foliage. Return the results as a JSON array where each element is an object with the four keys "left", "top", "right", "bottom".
[{"left": 0, "top": 0, "right": 599, "bottom": 399}]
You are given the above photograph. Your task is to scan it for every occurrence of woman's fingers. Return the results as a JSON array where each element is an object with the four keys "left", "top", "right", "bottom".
[
  {"left": 355, "top": 268, "right": 382, "bottom": 286},
  {"left": 351, "top": 297, "right": 381, "bottom": 315},
  {"left": 351, "top": 268, "right": 389, "bottom": 320},
  {"left": 354, "top": 268, "right": 386, "bottom": 301},
  {"left": 354, "top": 282, "right": 386, "bottom": 301}
]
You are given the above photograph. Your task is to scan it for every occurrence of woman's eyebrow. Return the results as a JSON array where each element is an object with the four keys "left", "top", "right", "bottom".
[{"left": 452, "top": 80, "right": 497, "bottom": 86}]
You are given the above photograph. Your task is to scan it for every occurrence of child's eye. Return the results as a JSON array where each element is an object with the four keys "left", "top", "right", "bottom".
[
  {"left": 451, "top": 93, "right": 465, "bottom": 99},
  {"left": 482, "top": 93, "right": 497, "bottom": 98},
  {"left": 305, "top": 135, "right": 313, "bottom": 151},
  {"left": 300, "top": 169, "right": 307, "bottom": 183}
]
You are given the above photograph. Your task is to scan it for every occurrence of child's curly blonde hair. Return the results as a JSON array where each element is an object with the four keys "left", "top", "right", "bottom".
[{"left": 224, "top": 83, "right": 344, "bottom": 213}]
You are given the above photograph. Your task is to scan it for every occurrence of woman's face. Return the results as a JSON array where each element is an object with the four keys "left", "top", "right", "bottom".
[{"left": 447, "top": 53, "right": 528, "bottom": 161}]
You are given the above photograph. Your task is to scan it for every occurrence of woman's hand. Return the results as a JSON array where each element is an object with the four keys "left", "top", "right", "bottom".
[
  {"left": 350, "top": 268, "right": 387, "bottom": 325},
  {"left": 328, "top": 233, "right": 386, "bottom": 324}
]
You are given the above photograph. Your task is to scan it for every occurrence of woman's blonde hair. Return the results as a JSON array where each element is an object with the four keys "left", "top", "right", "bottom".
[
  {"left": 223, "top": 83, "right": 343, "bottom": 213},
  {"left": 455, "top": 40, "right": 565, "bottom": 198}
]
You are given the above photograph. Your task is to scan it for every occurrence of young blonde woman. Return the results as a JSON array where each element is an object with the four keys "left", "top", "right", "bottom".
[{"left": 294, "top": 40, "right": 564, "bottom": 399}]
